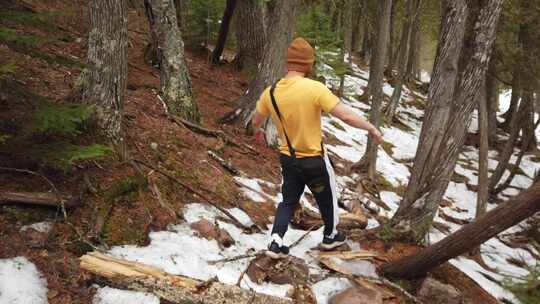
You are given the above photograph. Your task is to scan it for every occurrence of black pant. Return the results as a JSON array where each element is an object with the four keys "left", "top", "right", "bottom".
[{"left": 271, "top": 153, "right": 339, "bottom": 239}]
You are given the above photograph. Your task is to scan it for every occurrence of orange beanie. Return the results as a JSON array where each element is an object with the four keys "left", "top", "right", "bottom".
[{"left": 287, "top": 37, "right": 314, "bottom": 74}]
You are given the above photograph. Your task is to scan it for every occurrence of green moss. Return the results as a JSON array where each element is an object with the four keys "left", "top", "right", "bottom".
[
  {"left": 101, "top": 215, "right": 148, "bottom": 246},
  {"left": 105, "top": 176, "right": 146, "bottom": 203},
  {"left": 377, "top": 224, "right": 400, "bottom": 242},
  {"left": 377, "top": 174, "right": 395, "bottom": 192},
  {"left": 381, "top": 141, "right": 395, "bottom": 156}
]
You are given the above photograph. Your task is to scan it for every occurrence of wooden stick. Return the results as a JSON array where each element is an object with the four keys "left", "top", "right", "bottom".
[
  {"left": 0, "top": 191, "right": 80, "bottom": 208},
  {"left": 208, "top": 150, "right": 240, "bottom": 175}
]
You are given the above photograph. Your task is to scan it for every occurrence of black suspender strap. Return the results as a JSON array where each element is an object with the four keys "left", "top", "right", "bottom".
[{"left": 269, "top": 81, "right": 297, "bottom": 159}]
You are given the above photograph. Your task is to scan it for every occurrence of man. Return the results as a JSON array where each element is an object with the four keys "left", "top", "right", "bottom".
[{"left": 252, "top": 37, "right": 383, "bottom": 259}]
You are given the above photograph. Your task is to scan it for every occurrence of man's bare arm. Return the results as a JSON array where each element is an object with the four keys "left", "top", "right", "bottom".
[
  {"left": 330, "top": 103, "right": 383, "bottom": 144},
  {"left": 251, "top": 110, "right": 268, "bottom": 143}
]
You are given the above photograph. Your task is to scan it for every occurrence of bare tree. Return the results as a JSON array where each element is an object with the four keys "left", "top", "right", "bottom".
[
  {"left": 385, "top": 0, "right": 421, "bottom": 120},
  {"left": 354, "top": 0, "right": 393, "bottom": 181},
  {"left": 476, "top": 79, "right": 490, "bottom": 219},
  {"left": 388, "top": 0, "right": 503, "bottom": 244},
  {"left": 79, "top": 0, "right": 128, "bottom": 146},
  {"left": 381, "top": 182, "right": 540, "bottom": 278},
  {"left": 144, "top": 0, "right": 200, "bottom": 123},
  {"left": 211, "top": 0, "right": 237, "bottom": 64},
  {"left": 220, "top": 0, "right": 298, "bottom": 126},
  {"left": 233, "top": 0, "right": 266, "bottom": 73}
]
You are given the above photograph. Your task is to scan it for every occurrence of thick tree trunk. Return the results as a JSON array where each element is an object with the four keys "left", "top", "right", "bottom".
[
  {"left": 79, "top": 0, "right": 128, "bottom": 145},
  {"left": 356, "top": 0, "right": 393, "bottom": 181},
  {"left": 220, "top": 0, "right": 298, "bottom": 126},
  {"left": 389, "top": 0, "right": 503, "bottom": 244},
  {"left": 145, "top": 0, "right": 200, "bottom": 123},
  {"left": 80, "top": 252, "right": 291, "bottom": 304},
  {"left": 385, "top": 0, "right": 420, "bottom": 120},
  {"left": 173, "top": 0, "right": 189, "bottom": 30},
  {"left": 521, "top": 97, "right": 537, "bottom": 151},
  {"left": 381, "top": 182, "right": 540, "bottom": 279},
  {"left": 233, "top": 0, "right": 265, "bottom": 73},
  {"left": 211, "top": 0, "right": 237, "bottom": 64}
]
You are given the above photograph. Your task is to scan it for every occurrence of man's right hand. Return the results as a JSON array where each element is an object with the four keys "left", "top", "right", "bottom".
[{"left": 369, "top": 127, "right": 384, "bottom": 145}]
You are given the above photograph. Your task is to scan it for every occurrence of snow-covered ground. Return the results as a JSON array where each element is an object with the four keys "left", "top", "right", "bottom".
[
  {"left": 88, "top": 61, "right": 538, "bottom": 303},
  {"left": 0, "top": 257, "right": 49, "bottom": 304}
]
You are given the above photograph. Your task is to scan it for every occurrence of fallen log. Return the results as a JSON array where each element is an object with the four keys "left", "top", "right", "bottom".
[
  {"left": 80, "top": 252, "right": 291, "bottom": 304},
  {"left": 0, "top": 191, "right": 79, "bottom": 208}
]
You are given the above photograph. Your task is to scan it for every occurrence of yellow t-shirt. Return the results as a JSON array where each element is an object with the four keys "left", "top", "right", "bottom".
[{"left": 255, "top": 76, "right": 339, "bottom": 158}]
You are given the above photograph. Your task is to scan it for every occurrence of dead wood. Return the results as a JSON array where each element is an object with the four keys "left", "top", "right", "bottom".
[
  {"left": 80, "top": 252, "right": 291, "bottom": 304},
  {"left": 208, "top": 150, "right": 240, "bottom": 175},
  {"left": 169, "top": 114, "right": 258, "bottom": 155},
  {"left": 0, "top": 191, "right": 79, "bottom": 208}
]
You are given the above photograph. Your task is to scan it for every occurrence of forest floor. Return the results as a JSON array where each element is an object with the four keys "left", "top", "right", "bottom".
[{"left": 0, "top": 1, "right": 539, "bottom": 304}]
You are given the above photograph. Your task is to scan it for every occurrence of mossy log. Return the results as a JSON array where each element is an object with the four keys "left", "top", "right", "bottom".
[
  {"left": 80, "top": 252, "right": 291, "bottom": 304},
  {"left": 0, "top": 191, "right": 79, "bottom": 208}
]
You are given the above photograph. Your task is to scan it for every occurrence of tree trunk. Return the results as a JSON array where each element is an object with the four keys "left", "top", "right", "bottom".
[
  {"left": 211, "top": 0, "right": 237, "bottom": 64},
  {"left": 357, "top": 0, "right": 393, "bottom": 181},
  {"left": 381, "top": 182, "right": 540, "bottom": 279},
  {"left": 145, "top": 0, "right": 200, "bottom": 123},
  {"left": 220, "top": 0, "right": 298, "bottom": 126},
  {"left": 351, "top": 6, "right": 362, "bottom": 54},
  {"left": 385, "top": 0, "right": 420, "bottom": 120},
  {"left": 387, "top": 0, "right": 396, "bottom": 72},
  {"left": 80, "top": 252, "right": 292, "bottom": 304},
  {"left": 359, "top": 0, "right": 372, "bottom": 62},
  {"left": 485, "top": 58, "right": 499, "bottom": 144},
  {"left": 521, "top": 96, "right": 537, "bottom": 151},
  {"left": 476, "top": 78, "right": 489, "bottom": 218},
  {"left": 493, "top": 117, "right": 540, "bottom": 195},
  {"left": 489, "top": 91, "right": 528, "bottom": 192},
  {"left": 173, "top": 0, "right": 190, "bottom": 30},
  {"left": 404, "top": 7, "right": 420, "bottom": 83},
  {"left": 389, "top": 0, "right": 503, "bottom": 244},
  {"left": 79, "top": 0, "right": 128, "bottom": 145},
  {"left": 233, "top": 0, "right": 265, "bottom": 73}
]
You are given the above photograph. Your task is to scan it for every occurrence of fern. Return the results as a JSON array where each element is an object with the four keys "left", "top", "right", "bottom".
[
  {"left": 0, "top": 28, "right": 50, "bottom": 46},
  {"left": 0, "top": 63, "right": 17, "bottom": 79},
  {"left": 33, "top": 103, "right": 95, "bottom": 137},
  {"left": 35, "top": 143, "right": 113, "bottom": 171},
  {"left": 503, "top": 264, "right": 540, "bottom": 304}
]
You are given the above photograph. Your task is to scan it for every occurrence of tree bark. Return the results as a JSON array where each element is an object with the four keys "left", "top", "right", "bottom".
[
  {"left": 493, "top": 118, "right": 540, "bottom": 195},
  {"left": 79, "top": 0, "right": 128, "bottom": 145},
  {"left": 489, "top": 91, "right": 528, "bottom": 193},
  {"left": 381, "top": 182, "right": 540, "bottom": 279},
  {"left": 404, "top": 6, "right": 420, "bottom": 82},
  {"left": 233, "top": 0, "right": 265, "bottom": 73},
  {"left": 0, "top": 191, "right": 80, "bottom": 208},
  {"left": 80, "top": 252, "right": 291, "bottom": 304},
  {"left": 356, "top": 0, "right": 393, "bottom": 181},
  {"left": 211, "top": 0, "right": 237, "bottom": 64},
  {"left": 145, "top": 0, "right": 200, "bottom": 123},
  {"left": 387, "top": 0, "right": 397, "bottom": 72},
  {"left": 476, "top": 78, "right": 489, "bottom": 218},
  {"left": 220, "top": 0, "right": 298, "bottom": 126},
  {"left": 389, "top": 0, "right": 503, "bottom": 243},
  {"left": 385, "top": 0, "right": 420, "bottom": 120},
  {"left": 359, "top": 0, "right": 372, "bottom": 62},
  {"left": 485, "top": 58, "right": 499, "bottom": 144}
]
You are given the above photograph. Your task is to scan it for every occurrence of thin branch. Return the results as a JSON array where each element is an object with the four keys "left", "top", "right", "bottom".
[{"left": 133, "top": 159, "right": 249, "bottom": 230}]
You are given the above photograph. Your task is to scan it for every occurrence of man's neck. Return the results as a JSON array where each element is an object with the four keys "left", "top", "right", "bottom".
[{"left": 285, "top": 71, "right": 306, "bottom": 79}]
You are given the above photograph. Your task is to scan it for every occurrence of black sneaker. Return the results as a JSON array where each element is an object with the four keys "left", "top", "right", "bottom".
[
  {"left": 266, "top": 241, "right": 289, "bottom": 259},
  {"left": 321, "top": 232, "right": 347, "bottom": 250}
]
